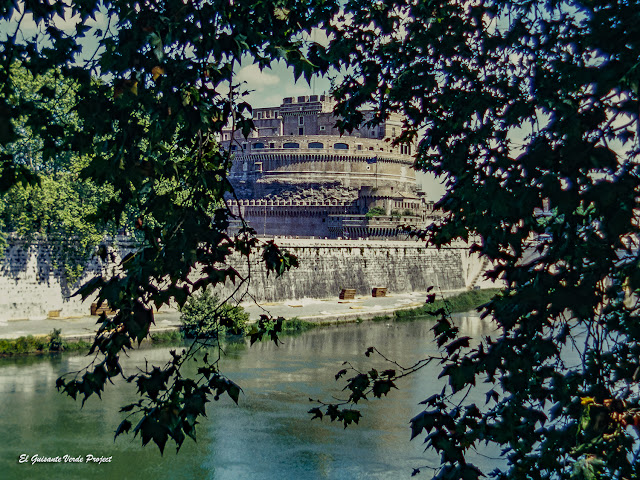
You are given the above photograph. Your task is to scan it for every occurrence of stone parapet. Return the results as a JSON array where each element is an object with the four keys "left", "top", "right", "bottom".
[{"left": 227, "top": 135, "right": 413, "bottom": 161}]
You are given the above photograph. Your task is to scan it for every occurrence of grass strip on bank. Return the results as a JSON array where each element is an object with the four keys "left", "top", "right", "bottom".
[
  {"left": 370, "top": 288, "right": 501, "bottom": 323},
  {"left": 0, "top": 289, "right": 500, "bottom": 356},
  {"left": 0, "top": 329, "right": 91, "bottom": 356},
  {"left": 0, "top": 329, "right": 181, "bottom": 356}
]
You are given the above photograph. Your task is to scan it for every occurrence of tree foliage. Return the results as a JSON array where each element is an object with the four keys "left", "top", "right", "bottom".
[
  {"left": 1, "top": 0, "right": 322, "bottom": 453},
  {"left": 3, "top": 0, "right": 640, "bottom": 478},
  {"left": 365, "top": 205, "right": 386, "bottom": 218},
  {"left": 309, "top": 1, "right": 640, "bottom": 479},
  {"left": 0, "top": 65, "right": 115, "bottom": 283},
  {"left": 180, "top": 288, "right": 249, "bottom": 338}
]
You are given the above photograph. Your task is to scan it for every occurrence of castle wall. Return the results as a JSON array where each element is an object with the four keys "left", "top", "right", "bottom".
[
  {"left": 216, "top": 239, "right": 469, "bottom": 303},
  {"left": 0, "top": 237, "right": 126, "bottom": 321},
  {"left": 228, "top": 148, "right": 416, "bottom": 195},
  {"left": 238, "top": 210, "right": 333, "bottom": 237},
  {"left": 229, "top": 135, "right": 412, "bottom": 157},
  {"left": 243, "top": 95, "right": 407, "bottom": 143},
  {"left": 0, "top": 237, "right": 485, "bottom": 321}
]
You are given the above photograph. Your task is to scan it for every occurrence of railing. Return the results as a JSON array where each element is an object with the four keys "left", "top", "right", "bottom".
[
  {"left": 236, "top": 148, "right": 412, "bottom": 162},
  {"left": 328, "top": 214, "right": 425, "bottom": 228}
]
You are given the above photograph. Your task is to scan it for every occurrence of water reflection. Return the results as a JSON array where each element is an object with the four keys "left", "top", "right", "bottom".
[{"left": 1, "top": 314, "right": 499, "bottom": 480}]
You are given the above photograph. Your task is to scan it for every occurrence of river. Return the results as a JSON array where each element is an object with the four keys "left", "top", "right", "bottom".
[{"left": 1, "top": 314, "right": 499, "bottom": 480}]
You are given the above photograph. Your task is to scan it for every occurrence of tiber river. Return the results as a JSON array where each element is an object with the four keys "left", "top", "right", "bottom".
[{"left": 1, "top": 314, "right": 501, "bottom": 480}]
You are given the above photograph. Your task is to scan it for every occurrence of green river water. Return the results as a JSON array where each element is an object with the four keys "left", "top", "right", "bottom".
[{"left": 1, "top": 314, "right": 499, "bottom": 480}]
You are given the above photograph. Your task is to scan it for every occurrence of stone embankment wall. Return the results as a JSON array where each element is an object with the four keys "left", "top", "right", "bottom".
[
  {"left": 0, "top": 237, "right": 490, "bottom": 322},
  {"left": 217, "top": 239, "right": 471, "bottom": 303},
  {"left": 0, "top": 238, "right": 108, "bottom": 322}
]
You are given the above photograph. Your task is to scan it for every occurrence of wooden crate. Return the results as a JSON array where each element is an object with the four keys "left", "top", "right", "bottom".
[
  {"left": 339, "top": 288, "right": 356, "bottom": 300},
  {"left": 372, "top": 287, "right": 387, "bottom": 297}
]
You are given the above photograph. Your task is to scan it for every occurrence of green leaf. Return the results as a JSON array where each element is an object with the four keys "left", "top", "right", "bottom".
[
  {"left": 115, "top": 419, "right": 132, "bottom": 438},
  {"left": 226, "top": 380, "right": 241, "bottom": 405}
]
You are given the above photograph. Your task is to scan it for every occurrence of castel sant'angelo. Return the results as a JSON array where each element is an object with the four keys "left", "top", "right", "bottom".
[{"left": 223, "top": 95, "right": 440, "bottom": 238}]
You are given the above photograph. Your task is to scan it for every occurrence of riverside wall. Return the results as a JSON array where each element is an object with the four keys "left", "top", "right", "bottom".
[
  {"left": 0, "top": 237, "right": 491, "bottom": 322},
  {"left": 217, "top": 239, "right": 470, "bottom": 303}
]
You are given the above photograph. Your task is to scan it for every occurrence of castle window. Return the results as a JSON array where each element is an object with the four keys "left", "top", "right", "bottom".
[
  {"left": 269, "top": 142, "right": 275, "bottom": 148},
  {"left": 299, "top": 116, "right": 304, "bottom": 125},
  {"left": 356, "top": 144, "right": 362, "bottom": 150},
  {"left": 253, "top": 142, "right": 265, "bottom": 149},
  {"left": 274, "top": 111, "right": 279, "bottom": 118},
  {"left": 231, "top": 145, "right": 238, "bottom": 151},
  {"left": 309, "top": 142, "right": 324, "bottom": 149},
  {"left": 223, "top": 133, "right": 229, "bottom": 140},
  {"left": 320, "top": 125, "right": 326, "bottom": 131},
  {"left": 283, "top": 142, "right": 300, "bottom": 149},
  {"left": 299, "top": 127, "right": 304, "bottom": 135},
  {"left": 334, "top": 142, "right": 349, "bottom": 150},
  {"left": 257, "top": 112, "right": 262, "bottom": 119}
]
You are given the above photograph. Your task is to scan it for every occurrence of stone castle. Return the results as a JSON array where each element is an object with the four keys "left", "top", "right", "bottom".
[
  {"left": 223, "top": 95, "right": 440, "bottom": 238},
  {"left": 0, "top": 97, "right": 492, "bottom": 321}
]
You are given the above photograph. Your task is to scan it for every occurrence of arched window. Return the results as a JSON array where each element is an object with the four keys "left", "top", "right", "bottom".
[
  {"left": 283, "top": 142, "right": 300, "bottom": 149},
  {"left": 333, "top": 142, "right": 349, "bottom": 150},
  {"left": 253, "top": 142, "right": 265, "bottom": 149},
  {"left": 308, "top": 142, "right": 324, "bottom": 149}
]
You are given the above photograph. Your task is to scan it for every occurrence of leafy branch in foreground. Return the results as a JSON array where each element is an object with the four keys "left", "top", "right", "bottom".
[
  {"left": 324, "top": 0, "right": 640, "bottom": 478},
  {"left": 310, "top": 289, "right": 452, "bottom": 429},
  {"left": 0, "top": 0, "right": 330, "bottom": 453}
]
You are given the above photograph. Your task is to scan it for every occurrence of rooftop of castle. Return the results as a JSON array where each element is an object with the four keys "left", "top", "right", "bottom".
[{"left": 222, "top": 95, "right": 406, "bottom": 144}]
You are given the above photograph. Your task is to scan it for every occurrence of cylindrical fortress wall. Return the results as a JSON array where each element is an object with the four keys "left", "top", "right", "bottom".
[{"left": 227, "top": 135, "right": 417, "bottom": 195}]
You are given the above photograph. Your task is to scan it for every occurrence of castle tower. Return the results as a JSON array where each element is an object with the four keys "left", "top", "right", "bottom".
[{"left": 222, "top": 96, "right": 433, "bottom": 238}]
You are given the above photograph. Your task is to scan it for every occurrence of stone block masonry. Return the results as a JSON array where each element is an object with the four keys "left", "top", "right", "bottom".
[
  {"left": 0, "top": 237, "right": 486, "bottom": 322},
  {"left": 216, "top": 239, "right": 471, "bottom": 303},
  {"left": 0, "top": 237, "right": 106, "bottom": 321}
]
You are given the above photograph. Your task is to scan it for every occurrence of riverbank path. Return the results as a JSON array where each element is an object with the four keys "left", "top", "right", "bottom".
[{"left": 0, "top": 289, "right": 469, "bottom": 341}]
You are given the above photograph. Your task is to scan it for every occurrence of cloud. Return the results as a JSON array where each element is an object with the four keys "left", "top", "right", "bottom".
[{"left": 235, "top": 64, "right": 280, "bottom": 89}]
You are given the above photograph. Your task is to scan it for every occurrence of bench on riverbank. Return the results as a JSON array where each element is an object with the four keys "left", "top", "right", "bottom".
[
  {"left": 90, "top": 302, "right": 116, "bottom": 316},
  {"left": 339, "top": 288, "right": 356, "bottom": 300}
]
